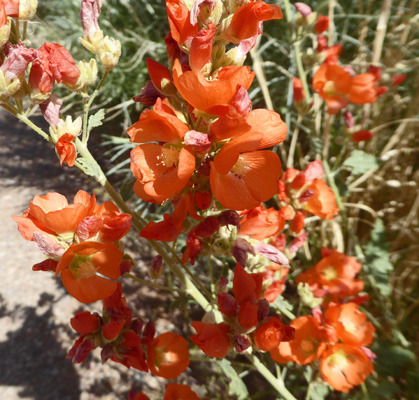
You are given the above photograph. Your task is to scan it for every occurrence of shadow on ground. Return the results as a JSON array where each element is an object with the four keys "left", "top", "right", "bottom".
[{"left": 0, "top": 294, "right": 81, "bottom": 400}]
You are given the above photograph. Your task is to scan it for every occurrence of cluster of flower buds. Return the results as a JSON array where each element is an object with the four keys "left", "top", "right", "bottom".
[
  {"left": 271, "top": 301, "right": 375, "bottom": 392},
  {"left": 80, "top": 0, "right": 121, "bottom": 70},
  {"left": 191, "top": 264, "right": 295, "bottom": 358},
  {"left": 13, "top": 190, "right": 132, "bottom": 302},
  {"left": 68, "top": 283, "right": 190, "bottom": 378}
]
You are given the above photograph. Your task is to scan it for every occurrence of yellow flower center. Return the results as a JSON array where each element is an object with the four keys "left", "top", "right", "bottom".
[
  {"left": 159, "top": 147, "right": 180, "bottom": 168},
  {"left": 322, "top": 265, "right": 337, "bottom": 280},
  {"left": 323, "top": 80, "right": 337, "bottom": 96},
  {"left": 69, "top": 254, "right": 97, "bottom": 279},
  {"left": 231, "top": 156, "right": 249, "bottom": 176}
]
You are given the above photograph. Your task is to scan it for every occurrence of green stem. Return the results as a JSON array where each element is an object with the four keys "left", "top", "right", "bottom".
[
  {"left": 123, "top": 273, "right": 185, "bottom": 292},
  {"left": 281, "top": 0, "right": 311, "bottom": 103},
  {"left": 246, "top": 354, "right": 297, "bottom": 400},
  {"left": 16, "top": 113, "right": 54, "bottom": 144},
  {"left": 82, "top": 70, "right": 109, "bottom": 144}
]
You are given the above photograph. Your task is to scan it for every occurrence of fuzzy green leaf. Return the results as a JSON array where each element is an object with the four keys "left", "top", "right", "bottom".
[
  {"left": 343, "top": 150, "right": 380, "bottom": 175},
  {"left": 87, "top": 109, "right": 105, "bottom": 133},
  {"left": 218, "top": 359, "right": 249, "bottom": 400},
  {"left": 363, "top": 219, "right": 393, "bottom": 296}
]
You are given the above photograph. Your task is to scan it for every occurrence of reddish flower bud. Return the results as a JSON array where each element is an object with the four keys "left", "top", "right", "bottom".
[
  {"left": 232, "top": 238, "right": 255, "bottom": 266},
  {"left": 233, "top": 334, "right": 251, "bottom": 353},
  {"left": 32, "top": 259, "right": 58, "bottom": 272},
  {"left": 352, "top": 130, "right": 374, "bottom": 143},
  {"left": 218, "top": 210, "right": 240, "bottom": 228},
  {"left": 70, "top": 311, "right": 100, "bottom": 335},
  {"left": 218, "top": 293, "right": 237, "bottom": 317},
  {"left": 344, "top": 110, "right": 354, "bottom": 128},
  {"left": 315, "top": 15, "right": 329, "bottom": 34},
  {"left": 290, "top": 212, "right": 305, "bottom": 234},
  {"left": 254, "top": 243, "right": 289, "bottom": 265},
  {"left": 317, "top": 34, "right": 328, "bottom": 52},
  {"left": 190, "top": 322, "right": 231, "bottom": 358},
  {"left": 77, "top": 215, "right": 103, "bottom": 241},
  {"left": 392, "top": 74, "right": 407, "bottom": 86},
  {"left": 56, "top": 134, "right": 76, "bottom": 167},
  {"left": 293, "top": 77, "right": 305, "bottom": 103},
  {"left": 195, "top": 216, "right": 220, "bottom": 238},
  {"left": 257, "top": 299, "right": 270, "bottom": 321},
  {"left": 194, "top": 190, "right": 212, "bottom": 210},
  {"left": 149, "top": 255, "right": 163, "bottom": 279},
  {"left": 103, "top": 320, "right": 125, "bottom": 341}
]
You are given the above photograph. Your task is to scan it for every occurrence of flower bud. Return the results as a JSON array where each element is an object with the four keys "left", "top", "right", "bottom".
[
  {"left": 149, "top": 255, "right": 163, "bottom": 279},
  {"left": 0, "top": 20, "right": 10, "bottom": 48},
  {"left": 50, "top": 115, "right": 82, "bottom": 139},
  {"left": 80, "top": 29, "right": 104, "bottom": 54},
  {"left": 0, "top": 70, "right": 23, "bottom": 100},
  {"left": 19, "top": 0, "right": 38, "bottom": 21},
  {"left": 68, "top": 59, "right": 98, "bottom": 91},
  {"left": 233, "top": 334, "right": 251, "bottom": 353},
  {"left": 97, "top": 36, "right": 121, "bottom": 70}
]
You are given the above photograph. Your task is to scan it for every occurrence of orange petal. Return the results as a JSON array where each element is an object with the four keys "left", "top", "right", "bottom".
[
  {"left": 61, "top": 270, "right": 118, "bottom": 304},
  {"left": 245, "top": 109, "right": 288, "bottom": 148},
  {"left": 210, "top": 163, "right": 261, "bottom": 210},
  {"left": 240, "top": 151, "right": 282, "bottom": 203}
]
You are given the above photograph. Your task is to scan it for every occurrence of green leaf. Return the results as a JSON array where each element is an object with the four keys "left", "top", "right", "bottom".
[
  {"left": 87, "top": 109, "right": 105, "bottom": 133},
  {"left": 218, "top": 359, "right": 249, "bottom": 400},
  {"left": 363, "top": 219, "right": 393, "bottom": 296},
  {"left": 343, "top": 150, "right": 380, "bottom": 175},
  {"left": 374, "top": 341, "right": 416, "bottom": 378},
  {"left": 309, "top": 381, "right": 330, "bottom": 400},
  {"left": 76, "top": 157, "right": 102, "bottom": 180}
]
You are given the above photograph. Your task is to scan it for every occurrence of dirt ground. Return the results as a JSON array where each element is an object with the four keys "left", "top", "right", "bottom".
[{"left": 0, "top": 110, "right": 176, "bottom": 399}]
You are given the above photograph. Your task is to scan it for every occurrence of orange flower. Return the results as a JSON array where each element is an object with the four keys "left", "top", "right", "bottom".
[
  {"left": 296, "top": 249, "right": 364, "bottom": 299},
  {"left": 306, "top": 180, "right": 339, "bottom": 219},
  {"left": 224, "top": 1, "right": 283, "bottom": 43},
  {"left": 164, "top": 384, "right": 201, "bottom": 400},
  {"left": 254, "top": 317, "right": 295, "bottom": 352},
  {"left": 320, "top": 344, "right": 374, "bottom": 392},
  {"left": 270, "top": 316, "right": 326, "bottom": 365},
  {"left": 172, "top": 59, "right": 254, "bottom": 113},
  {"left": 239, "top": 206, "right": 285, "bottom": 241},
  {"left": 147, "top": 332, "right": 190, "bottom": 379},
  {"left": 210, "top": 110, "right": 286, "bottom": 210},
  {"left": 349, "top": 73, "right": 380, "bottom": 104},
  {"left": 312, "top": 63, "right": 351, "bottom": 114},
  {"left": 129, "top": 99, "right": 194, "bottom": 203},
  {"left": 15, "top": 191, "right": 97, "bottom": 237},
  {"left": 190, "top": 322, "right": 230, "bottom": 358},
  {"left": 325, "top": 303, "right": 375, "bottom": 347},
  {"left": 166, "top": 0, "right": 198, "bottom": 45},
  {"left": 56, "top": 242, "right": 122, "bottom": 303},
  {"left": 56, "top": 133, "right": 77, "bottom": 167}
]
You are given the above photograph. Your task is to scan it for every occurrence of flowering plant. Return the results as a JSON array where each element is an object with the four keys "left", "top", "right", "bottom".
[{"left": 3, "top": 0, "right": 417, "bottom": 399}]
